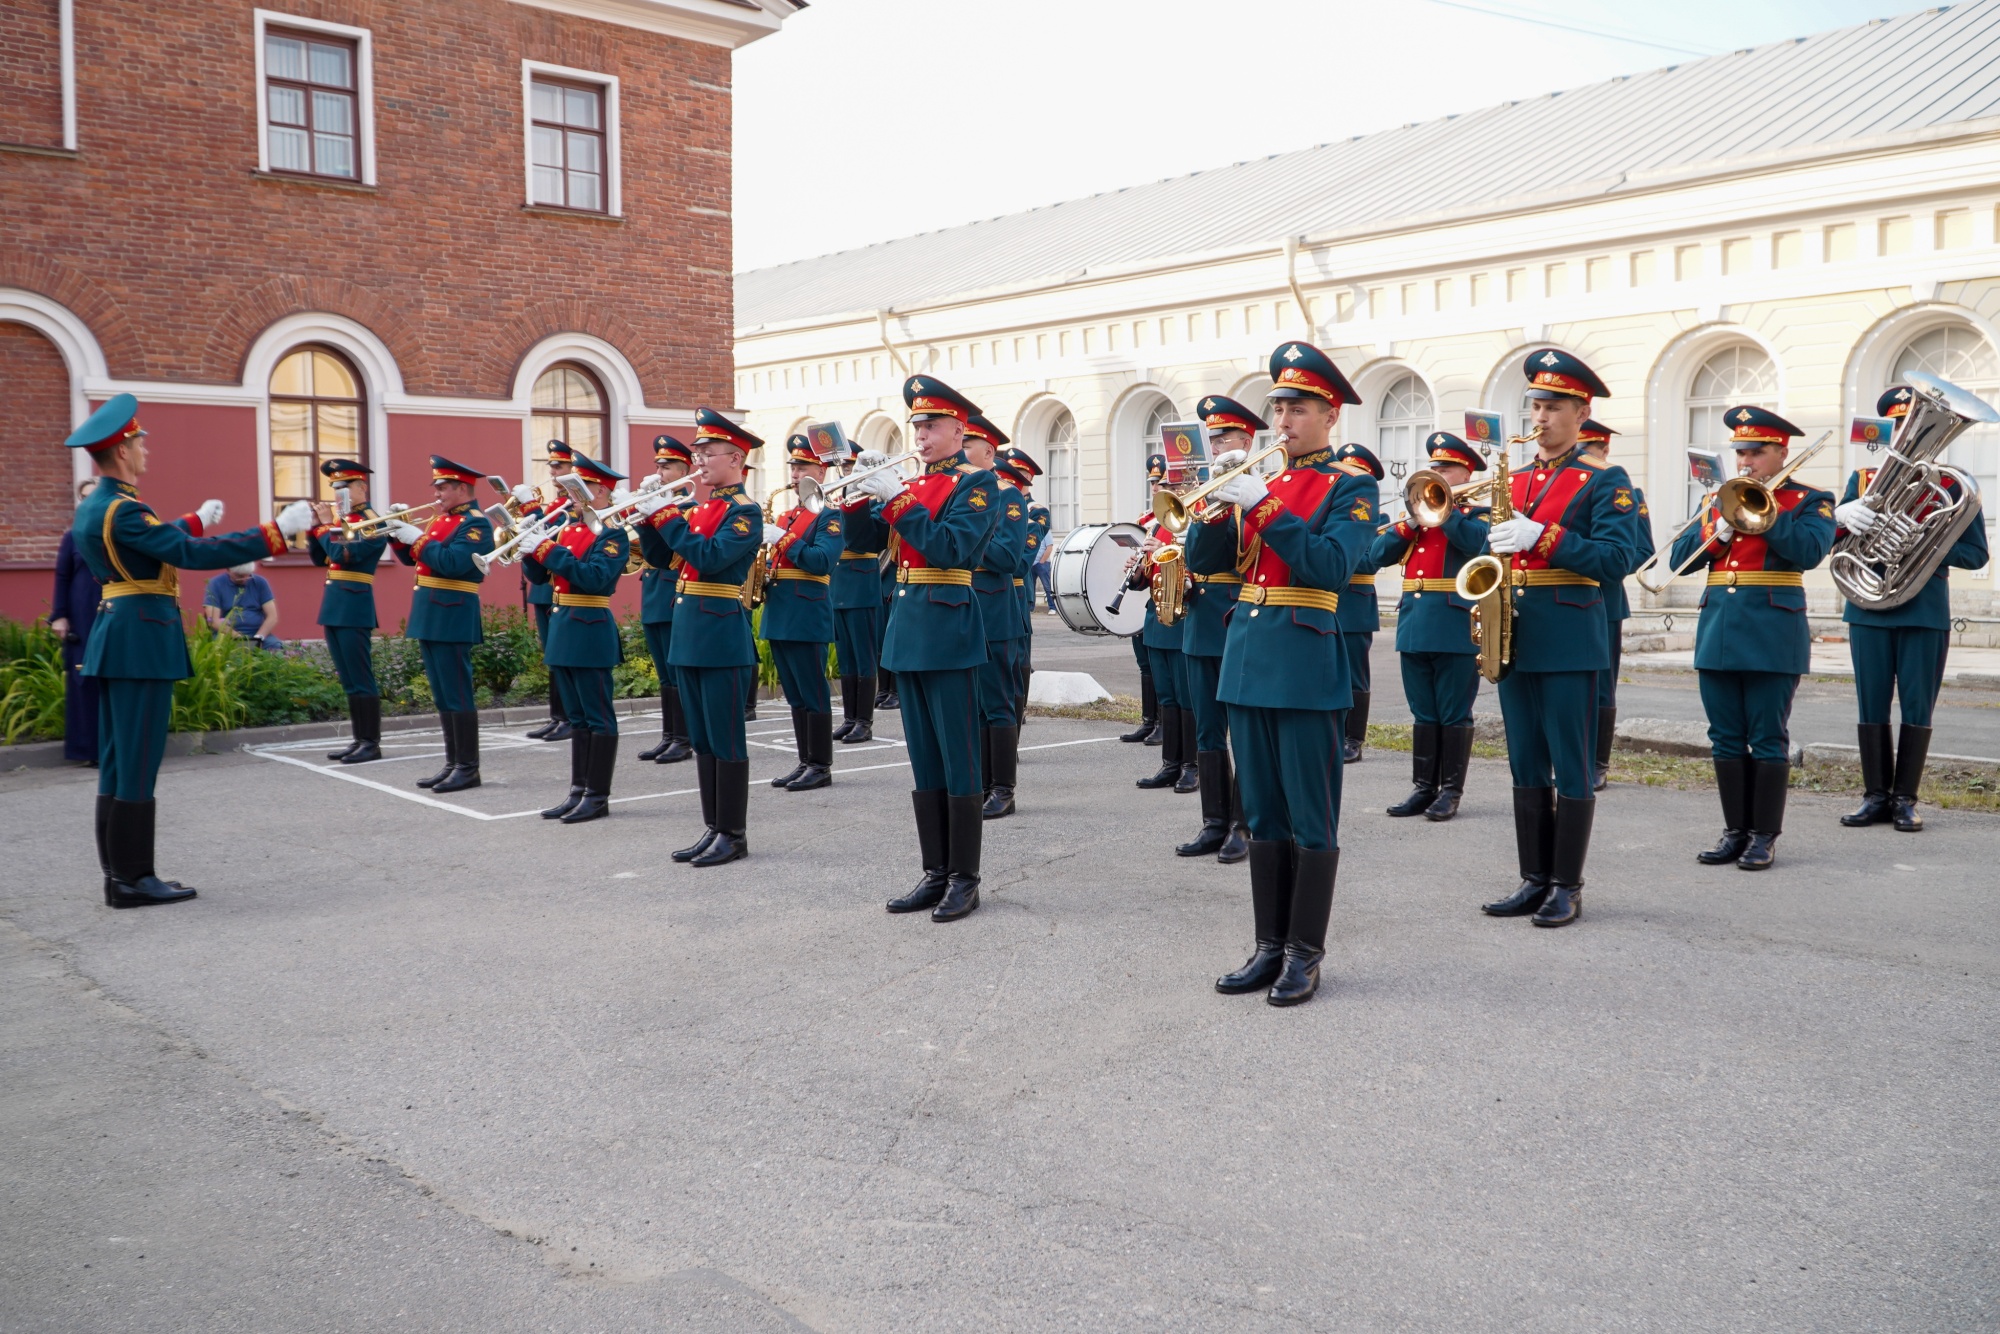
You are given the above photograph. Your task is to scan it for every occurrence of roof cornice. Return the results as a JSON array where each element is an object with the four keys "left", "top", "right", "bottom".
[{"left": 505, "top": 0, "right": 795, "bottom": 48}]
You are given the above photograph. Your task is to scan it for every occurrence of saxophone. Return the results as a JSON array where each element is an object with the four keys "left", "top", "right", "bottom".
[
  {"left": 1453, "top": 431, "right": 1535, "bottom": 683},
  {"left": 1150, "top": 541, "right": 1189, "bottom": 626}
]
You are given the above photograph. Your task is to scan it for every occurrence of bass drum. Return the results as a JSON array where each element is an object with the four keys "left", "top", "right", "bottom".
[{"left": 1051, "top": 522, "right": 1150, "bottom": 637}]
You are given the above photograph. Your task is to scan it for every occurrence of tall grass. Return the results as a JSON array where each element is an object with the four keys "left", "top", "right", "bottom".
[{"left": 0, "top": 622, "right": 65, "bottom": 743}]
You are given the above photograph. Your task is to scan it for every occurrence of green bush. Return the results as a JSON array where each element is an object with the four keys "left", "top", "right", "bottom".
[{"left": 0, "top": 621, "right": 65, "bottom": 743}]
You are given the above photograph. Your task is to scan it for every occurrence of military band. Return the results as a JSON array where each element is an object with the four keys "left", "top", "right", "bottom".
[
  {"left": 634, "top": 436, "right": 695, "bottom": 765},
  {"left": 307, "top": 457, "right": 388, "bottom": 765},
  {"left": 762, "top": 435, "right": 845, "bottom": 793},
  {"left": 964, "top": 414, "right": 1030, "bottom": 819},
  {"left": 389, "top": 456, "right": 496, "bottom": 795}
]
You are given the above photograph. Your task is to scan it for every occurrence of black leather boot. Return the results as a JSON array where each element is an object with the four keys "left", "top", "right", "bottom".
[
  {"left": 1593, "top": 706, "right": 1616, "bottom": 791},
  {"left": 876, "top": 669, "right": 899, "bottom": 711},
  {"left": 1892, "top": 724, "right": 1931, "bottom": 832},
  {"left": 1137, "top": 706, "right": 1183, "bottom": 788},
  {"left": 328, "top": 694, "right": 363, "bottom": 760},
  {"left": 1173, "top": 709, "right": 1200, "bottom": 793},
  {"left": 1176, "top": 751, "right": 1230, "bottom": 855},
  {"left": 1217, "top": 766, "right": 1249, "bottom": 864},
  {"left": 1840, "top": 723, "right": 1895, "bottom": 826},
  {"left": 1120, "top": 668, "right": 1157, "bottom": 743},
  {"left": 788, "top": 711, "right": 833, "bottom": 791},
  {"left": 1217, "top": 841, "right": 1292, "bottom": 993},
  {"left": 1533, "top": 796, "right": 1592, "bottom": 926},
  {"left": 96, "top": 794, "right": 116, "bottom": 906},
  {"left": 1697, "top": 757, "right": 1753, "bottom": 864},
  {"left": 542, "top": 691, "right": 575, "bottom": 743},
  {"left": 638, "top": 687, "right": 675, "bottom": 761},
  {"left": 1269, "top": 847, "right": 1337, "bottom": 1006},
  {"left": 542, "top": 730, "right": 589, "bottom": 819},
  {"left": 978, "top": 726, "right": 993, "bottom": 801},
  {"left": 1425, "top": 725, "right": 1474, "bottom": 822},
  {"left": 744, "top": 675, "right": 759, "bottom": 722},
  {"left": 672, "top": 753, "right": 719, "bottom": 862},
  {"left": 692, "top": 758, "right": 749, "bottom": 866},
  {"left": 341, "top": 694, "right": 382, "bottom": 764},
  {"left": 106, "top": 799, "right": 196, "bottom": 907},
  {"left": 658, "top": 686, "right": 692, "bottom": 763},
  {"left": 844, "top": 675, "right": 875, "bottom": 743},
  {"left": 561, "top": 731, "right": 618, "bottom": 823},
  {"left": 1342, "top": 691, "right": 1370, "bottom": 764},
  {"left": 833, "top": 677, "right": 858, "bottom": 742},
  {"left": 1386, "top": 723, "right": 1440, "bottom": 816},
  {"left": 432, "top": 712, "right": 481, "bottom": 793},
  {"left": 932, "top": 796, "right": 983, "bottom": 921},
  {"left": 772, "top": 707, "right": 809, "bottom": 788},
  {"left": 982, "top": 725, "right": 1017, "bottom": 818},
  {"left": 888, "top": 790, "right": 950, "bottom": 913},
  {"left": 417, "top": 710, "right": 455, "bottom": 788},
  {"left": 1483, "top": 787, "right": 1555, "bottom": 915},
  {"left": 1737, "top": 759, "right": 1788, "bottom": 869}
]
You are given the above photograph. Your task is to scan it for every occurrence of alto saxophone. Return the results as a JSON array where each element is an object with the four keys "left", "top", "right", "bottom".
[
  {"left": 1454, "top": 433, "right": 1533, "bottom": 683},
  {"left": 1150, "top": 541, "right": 1189, "bottom": 626}
]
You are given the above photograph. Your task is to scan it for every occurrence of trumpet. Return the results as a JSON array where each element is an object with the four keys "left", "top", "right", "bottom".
[
  {"left": 1152, "top": 443, "right": 1288, "bottom": 533},
  {"left": 472, "top": 499, "right": 572, "bottom": 573},
  {"left": 342, "top": 500, "right": 443, "bottom": 540},
  {"left": 1632, "top": 431, "right": 1831, "bottom": 593},
  {"left": 802, "top": 450, "right": 922, "bottom": 511}
]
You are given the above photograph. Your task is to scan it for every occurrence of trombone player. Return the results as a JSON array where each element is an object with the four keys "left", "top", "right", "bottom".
[
  {"left": 1668, "top": 407, "right": 1836, "bottom": 871},
  {"left": 1477, "top": 350, "right": 1642, "bottom": 928},
  {"left": 1370, "top": 432, "right": 1491, "bottom": 821},
  {"left": 307, "top": 458, "right": 388, "bottom": 764}
]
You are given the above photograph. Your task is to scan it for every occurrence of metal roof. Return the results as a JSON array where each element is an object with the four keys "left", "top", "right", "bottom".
[{"left": 735, "top": 2, "right": 2000, "bottom": 331}]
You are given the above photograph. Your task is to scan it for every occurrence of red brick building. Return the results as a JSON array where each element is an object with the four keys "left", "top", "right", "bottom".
[{"left": 1, "top": 0, "right": 797, "bottom": 627}]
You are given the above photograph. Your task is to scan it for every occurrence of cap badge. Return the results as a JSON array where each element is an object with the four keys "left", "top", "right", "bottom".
[
  {"left": 1735, "top": 409, "right": 1753, "bottom": 423},
  {"left": 1540, "top": 351, "right": 1561, "bottom": 367},
  {"left": 1282, "top": 345, "right": 1304, "bottom": 362}
]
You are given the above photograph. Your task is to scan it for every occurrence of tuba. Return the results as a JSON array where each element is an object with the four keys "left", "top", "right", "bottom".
[{"left": 1829, "top": 370, "right": 1993, "bottom": 612}]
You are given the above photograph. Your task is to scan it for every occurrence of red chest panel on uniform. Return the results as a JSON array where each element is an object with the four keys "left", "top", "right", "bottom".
[
  {"left": 1247, "top": 468, "right": 1339, "bottom": 588},
  {"left": 773, "top": 505, "right": 815, "bottom": 571},
  {"left": 679, "top": 496, "right": 735, "bottom": 582},
  {"left": 549, "top": 522, "right": 595, "bottom": 594},
  {"left": 415, "top": 511, "right": 467, "bottom": 577},
  {"left": 1711, "top": 486, "right": 1807, "bottom": 571},
  {"left": 1509, "top": 463, "right": 1595, "bottom": 571},
  {"left": 895, "top": 472, "right": 960, "bottom": 570},
  {"left": 1403, "top": 526, "right": 1454, "bottom": 579},
  {"left": 328, "top": 510, "right": 368, "bottom": 570}
]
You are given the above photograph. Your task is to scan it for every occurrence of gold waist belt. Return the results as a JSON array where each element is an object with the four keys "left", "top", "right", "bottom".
[
  {"left": 1347, "top": 574, "right": 1376, "bottom": 586},
  {"left": 1240, "top": 584, "right": 1340, "bottom": 612},
  {"left": 773, "top": 570, "right": 831, "bottom": 585},
  {"left": 102, "top": 578, "right": 177, "bottom": 598},
  {"left": 1509, "top": 570, "right": 1598, "bottom": 587},
  {"left": 1193, "top": 573, "right": 1243, "bottom": 585},
  {"left": 326, "top": 570, "right": 374, "bottom": 584},
  {"left": 556, "top": 592, "right": 611, "bottom": 607},
  {"left": 897, "top": 568, "right": 973, "bottom": 586},
  {"left": 845, "top": 551, "right": 881, "bottom": 559},
  {"left": 1403, "top": 578, "right": 1457, "bottom": 592},
  {"left": 417, "top": 575, "right": 481, "bottom": 593},
  {"left": 677, "top": 578, "right": 744, "bottom": 598},
  {"left": 1012, "top": 578, "right": 1025, "bottom": 587},
  {"left": 1707, "top": 570, "right": 1803, "bottom": 587}
]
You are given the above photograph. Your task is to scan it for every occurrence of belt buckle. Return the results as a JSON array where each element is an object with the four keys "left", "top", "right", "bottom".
[{"left": 1724, "top": 570, "right": 1739, "bottom": 587}]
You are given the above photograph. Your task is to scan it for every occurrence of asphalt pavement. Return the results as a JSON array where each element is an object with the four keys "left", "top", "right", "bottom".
[{"left": 2, "top": 686, "right": 1995, "bottom": 1331}]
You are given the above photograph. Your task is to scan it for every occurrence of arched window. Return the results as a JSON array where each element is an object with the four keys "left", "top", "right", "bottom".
[
  {"left": 1895, "top": 326, "right": 2000, "bottom": 537},
  {"left": 1685, "top": 344, "right": 1778, "bottom": 518},
  {"left": 530, "top": 361, "right": 607, "bottom": 485},
  {"left": 1376, "top": 374, "right": 1434, "bottom": 471},
  {"left": 1133, "top": 395, "right": 1177, "bottom": 513},
  {"left": 1044, "top": 408, "right": 1079, "bottom": 534},
  {"left": 269, "top": 345, "right": 364, "bottom": 508}
]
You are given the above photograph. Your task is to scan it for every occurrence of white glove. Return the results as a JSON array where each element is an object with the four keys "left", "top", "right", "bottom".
[
  {"left": 511, "top": 484, "right": 538, "bottom": 506},
  {"left": 1209, "top": 472, "right": 1268, "bottom": 510},
  {"left": 855, "top": 450, "right": 889, "bottom": 471},
  {"left": 274, "top": 500, "right": 315, "bottom": 540},
  {"left": 1486, "top": 515, "right": 1546, "bottom": 554},
  {"left": 1834, "top": 499, "right": 1877, "bottom": 533},
  {"left": 1212, "top": 448, "right": 1248, "bottom": 472},
  {"left": 386, "top": 519, "right": 423, "bottom": 545},
  {"left": 196, "top": 499, "right": 225, "bottom": 528},
  {"left": 1711, "top": 515, "right": 1735, "bottom": 543},
  {"left": 762, "top": 523, "right": 788, "bottom": 545},
  {"left": 639, "top": 474, "right": 664, "bottom": 493},
  {"left": 856, "top": 467, "right": 902, "bottom": 503},
  {"left": 610, "top": 484, "right": 631, "bottom": 507},
  {"left": 633, "top": 489, "right": 672, "bottom": 517}
]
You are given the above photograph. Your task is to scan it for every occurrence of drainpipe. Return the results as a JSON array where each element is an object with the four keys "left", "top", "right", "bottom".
[
  {"left": 876, "top": 309, "right": 910, "bottom": 377},
  {"left": 1284, "top": 237, "right": 1314, "bottom": 336}
]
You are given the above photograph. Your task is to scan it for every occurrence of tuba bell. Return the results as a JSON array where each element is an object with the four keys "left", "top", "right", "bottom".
[{"left": 1829, "top": 370, "right": 1993, "bottom": 611}]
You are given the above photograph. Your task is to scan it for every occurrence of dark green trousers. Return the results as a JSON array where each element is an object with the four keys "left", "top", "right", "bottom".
[
  {"left": 419, "top": 641, "right": 476, "bottom": 713},
  {"left": 901, "top": 667, "right": 980, "bottom": 796},
  {"left": 1226, "top": 703, "right": 1344, "bottom": 851},
  {"left": 1400, "top": 652, "right": 1480, "bottom": 727},
  {"left": 1498, "top": 669, "right": 1595, "bottom": 799},
  {"left": 324, "top": 624, "right": 377, "bottom": 697},
  {"left": 1849, "top": 624, "right": 1945, "bottom": 727},
  {"left": 95, "top": 677, "right": 173, "bottom": 801},
  {"left": 769, "top": 639, "right": 831, "bottom": 714},
  {"left": 551, "top": 665, "right": 616, "bottom": 733},
  {"left": 681, "top": 664, "right": 751, "bottom": 763},
  {"left": 1698, "top": 669, "right": 1798, "bottom": 762}
]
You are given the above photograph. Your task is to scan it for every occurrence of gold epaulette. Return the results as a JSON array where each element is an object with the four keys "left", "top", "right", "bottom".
[
  {"left": 1575, "top": 454, "right": 1607, "bottom": 469},
  {"left": 1331, "top": 460, "right": 1370, "bottom": 477}
]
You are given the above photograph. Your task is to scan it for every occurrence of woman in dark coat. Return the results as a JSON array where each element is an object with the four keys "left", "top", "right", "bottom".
[{"left": 50, "top": 479, "right": 103, "bottom": 764}]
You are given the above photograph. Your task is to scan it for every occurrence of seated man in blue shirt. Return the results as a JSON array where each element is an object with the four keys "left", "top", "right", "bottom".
[{"left": 203, "top": 564, "right": 282, "bottom": 648}]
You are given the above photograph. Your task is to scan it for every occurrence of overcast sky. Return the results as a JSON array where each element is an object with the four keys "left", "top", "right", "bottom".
[{"left": 731, "top": 0, "right": 1906, "bottom": 272}]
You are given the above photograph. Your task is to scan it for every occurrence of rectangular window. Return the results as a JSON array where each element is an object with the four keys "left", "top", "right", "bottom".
[
  {"left": 254, "top": 13, "right": 372, "bottom": 184},
  {"left": 1878, "top": 215, "right": 1912, "bottom": 255},
  {"left": 1675, "top": 245, "right": 1703, "bottom": 281},
  {"left": 1720, "top": 237, "right": 1751, "bottom": 276},
  {"left": 1935, "top": 208, "right": 1971, "bottom": 249},
  {"left": 530, "top": 77, "right": 605, "bottom": 211},
  {"left": 1824, "top": 222, "right": 1856, "bottom": 261},
  {"left": 1771, "top": 230, "right": 1802, "bottom": 268},
  {"left": 1584, "top": 258, "right": 1609, "bottom": 293},
  {"left": 1629, "top": 250, "right": 1655, "bottom": 286},
  {"left": 1469, "top": 272, "right": 1490, "bottom": 305}
]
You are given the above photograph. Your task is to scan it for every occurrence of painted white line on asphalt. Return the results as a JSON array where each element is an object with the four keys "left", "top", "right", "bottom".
[
  {"left": 252, "top": 750, "right": 502, "bottom": 820},
  {"left": 1020, "top": 736, "right": 1120, "bottom": 752}
]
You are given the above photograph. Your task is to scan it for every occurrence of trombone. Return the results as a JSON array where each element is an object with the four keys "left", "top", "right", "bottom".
[
  {"left": 1153, "top": 443, "right": 1288, "bottom": 533},
  {"left": 1376, "top": 473, "right": 1503, "bottom": 532},
  {"left": 341, "top": 499, "right": 442, "bottom": 540},
  {"left": 1632, "top": 430, "right": 1831, "bottom": 593},
  {"left": 801, "top": 450, "right": 922, "bottom": 511}
]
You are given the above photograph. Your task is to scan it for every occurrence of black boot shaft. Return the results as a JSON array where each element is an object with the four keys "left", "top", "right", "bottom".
[
  {"left": 1483, "top": 787, "right": 1554, "bottom": 915},
  {"left": 1697, "top": 756, "right": 1754, "bottom": 863},
  {"left": 106, "top": 799, "right": 196, "bottom": 906},
  {"left": 560, "top": 732, "right": 620, "bottom": 823},
  {"left": 932, "top": 795, "right": 984, "bottom": 921},
  {"left": 690, "top": 759, "right": 750, "bottom": 865},
  {"left": 1173, "top": 710, "right": 1200, "bottom": 792},
  {"left": 1735, "top": 759, "right": 1789, "bottom": 869},
  {"left": 1841, "top": 723, "right": 1896, "bottom": 826},
  {"left": 1387, "top": 723, "right": 1440, "bottom": 816},
  {"left": 788, "top": 713, "right": 834, "bottom": 790},
  {"left": 1424, "top": 725, "right": 1474, "bottom": 821},
  {"left": 1891, "top": 724, "right": 1931, "bottom": 831},
  {"left": 672, "top": 752, "right": 720, "bottom": 862},
  {"left": 541, "top": 730, "right": 591, "bottom": 818},
  {"left": 1531, "top": 796, "right": 1593, "bottom": 926},
  {"left": 431, "top": 712, "right": 482, "bottom": 792},
  {"left": 1136, "top": 706, "right": 1184, "bottom": 787}
]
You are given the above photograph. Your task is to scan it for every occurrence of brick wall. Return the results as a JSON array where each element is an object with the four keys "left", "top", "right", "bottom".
[
  {"left": 0, "top": 0, "right": 735, "bottom": 408},
  {"left": 0, "top": 322, "right": 76, "bottom": 565},
  {"left": 0, "top": 0, "right": 65, "bottom": 149}
]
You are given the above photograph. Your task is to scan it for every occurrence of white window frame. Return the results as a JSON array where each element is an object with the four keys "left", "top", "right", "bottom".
[
  {"left": 522, "top": 61, "right": 622, "bottom": 217},
  {"left": 253, "top": 10, "right": 375, "bottom": 185}
]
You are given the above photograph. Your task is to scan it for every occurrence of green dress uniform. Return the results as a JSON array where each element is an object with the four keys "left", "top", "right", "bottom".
[
  {"left": 1135, "top": 496, "right": 1197, "bottom": 794},
  {"left": 762, "top": 480, "right": 845, "bottom": 793},
  {"left": 1332, "top": 443, "right": 1385, "bottom": 763},
  {"left": 390, "top": 456, "right": 494, "bottom": 795},
  {"left": 306, "top": 458, "right": 389, "bottom": 765},
  {"left": 67, "top": 394, "right": 296, "bottom": 907},
  {"left": 649, "top": 409, "right": 765, "bottom": 868},
  {"left": 1577, "top": 421, "right": 1654, "bottom": 790},
  {"left": 633, "top": 436, "right": 693, "bottom": 765},
  {"left": 832, "top": 460, "right": 885, "bottom": 743},
  {"left": 523, "top": 439, "right": 573, "bottom": 741},
  {"left": 853, "top": 376, "right": 1001, "bottom": 922},
  {"left": 1369, "top": 431, "right": 1492, "bottom": 821},
  {"left": 1836, "top": 453, "right": 1989, "bottom": 831},
  {"left": 1479, "top": 350, "right": 1643, "bottom": 929},
  {"left": 1666, "top": 407, "right": 1837, "bottom": 871},
  {"left": 970, "top": 419, "right": 1030, "bottom": 820}
]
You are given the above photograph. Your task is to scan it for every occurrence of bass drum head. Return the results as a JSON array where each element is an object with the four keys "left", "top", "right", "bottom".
[{"left": 1051, "top": 522, "right": 1149, "bottom": 637}]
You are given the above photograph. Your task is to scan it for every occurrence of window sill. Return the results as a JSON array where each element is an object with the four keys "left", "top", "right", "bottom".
[
  {"left": 251, "top": 170, "right": 376, "bottom": 193},
  {"left": 521, "top": 204, "right": 622, "bottom": 224},
  {"left": 0, "top": 141, "right": 78, "bottom": 159}
]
